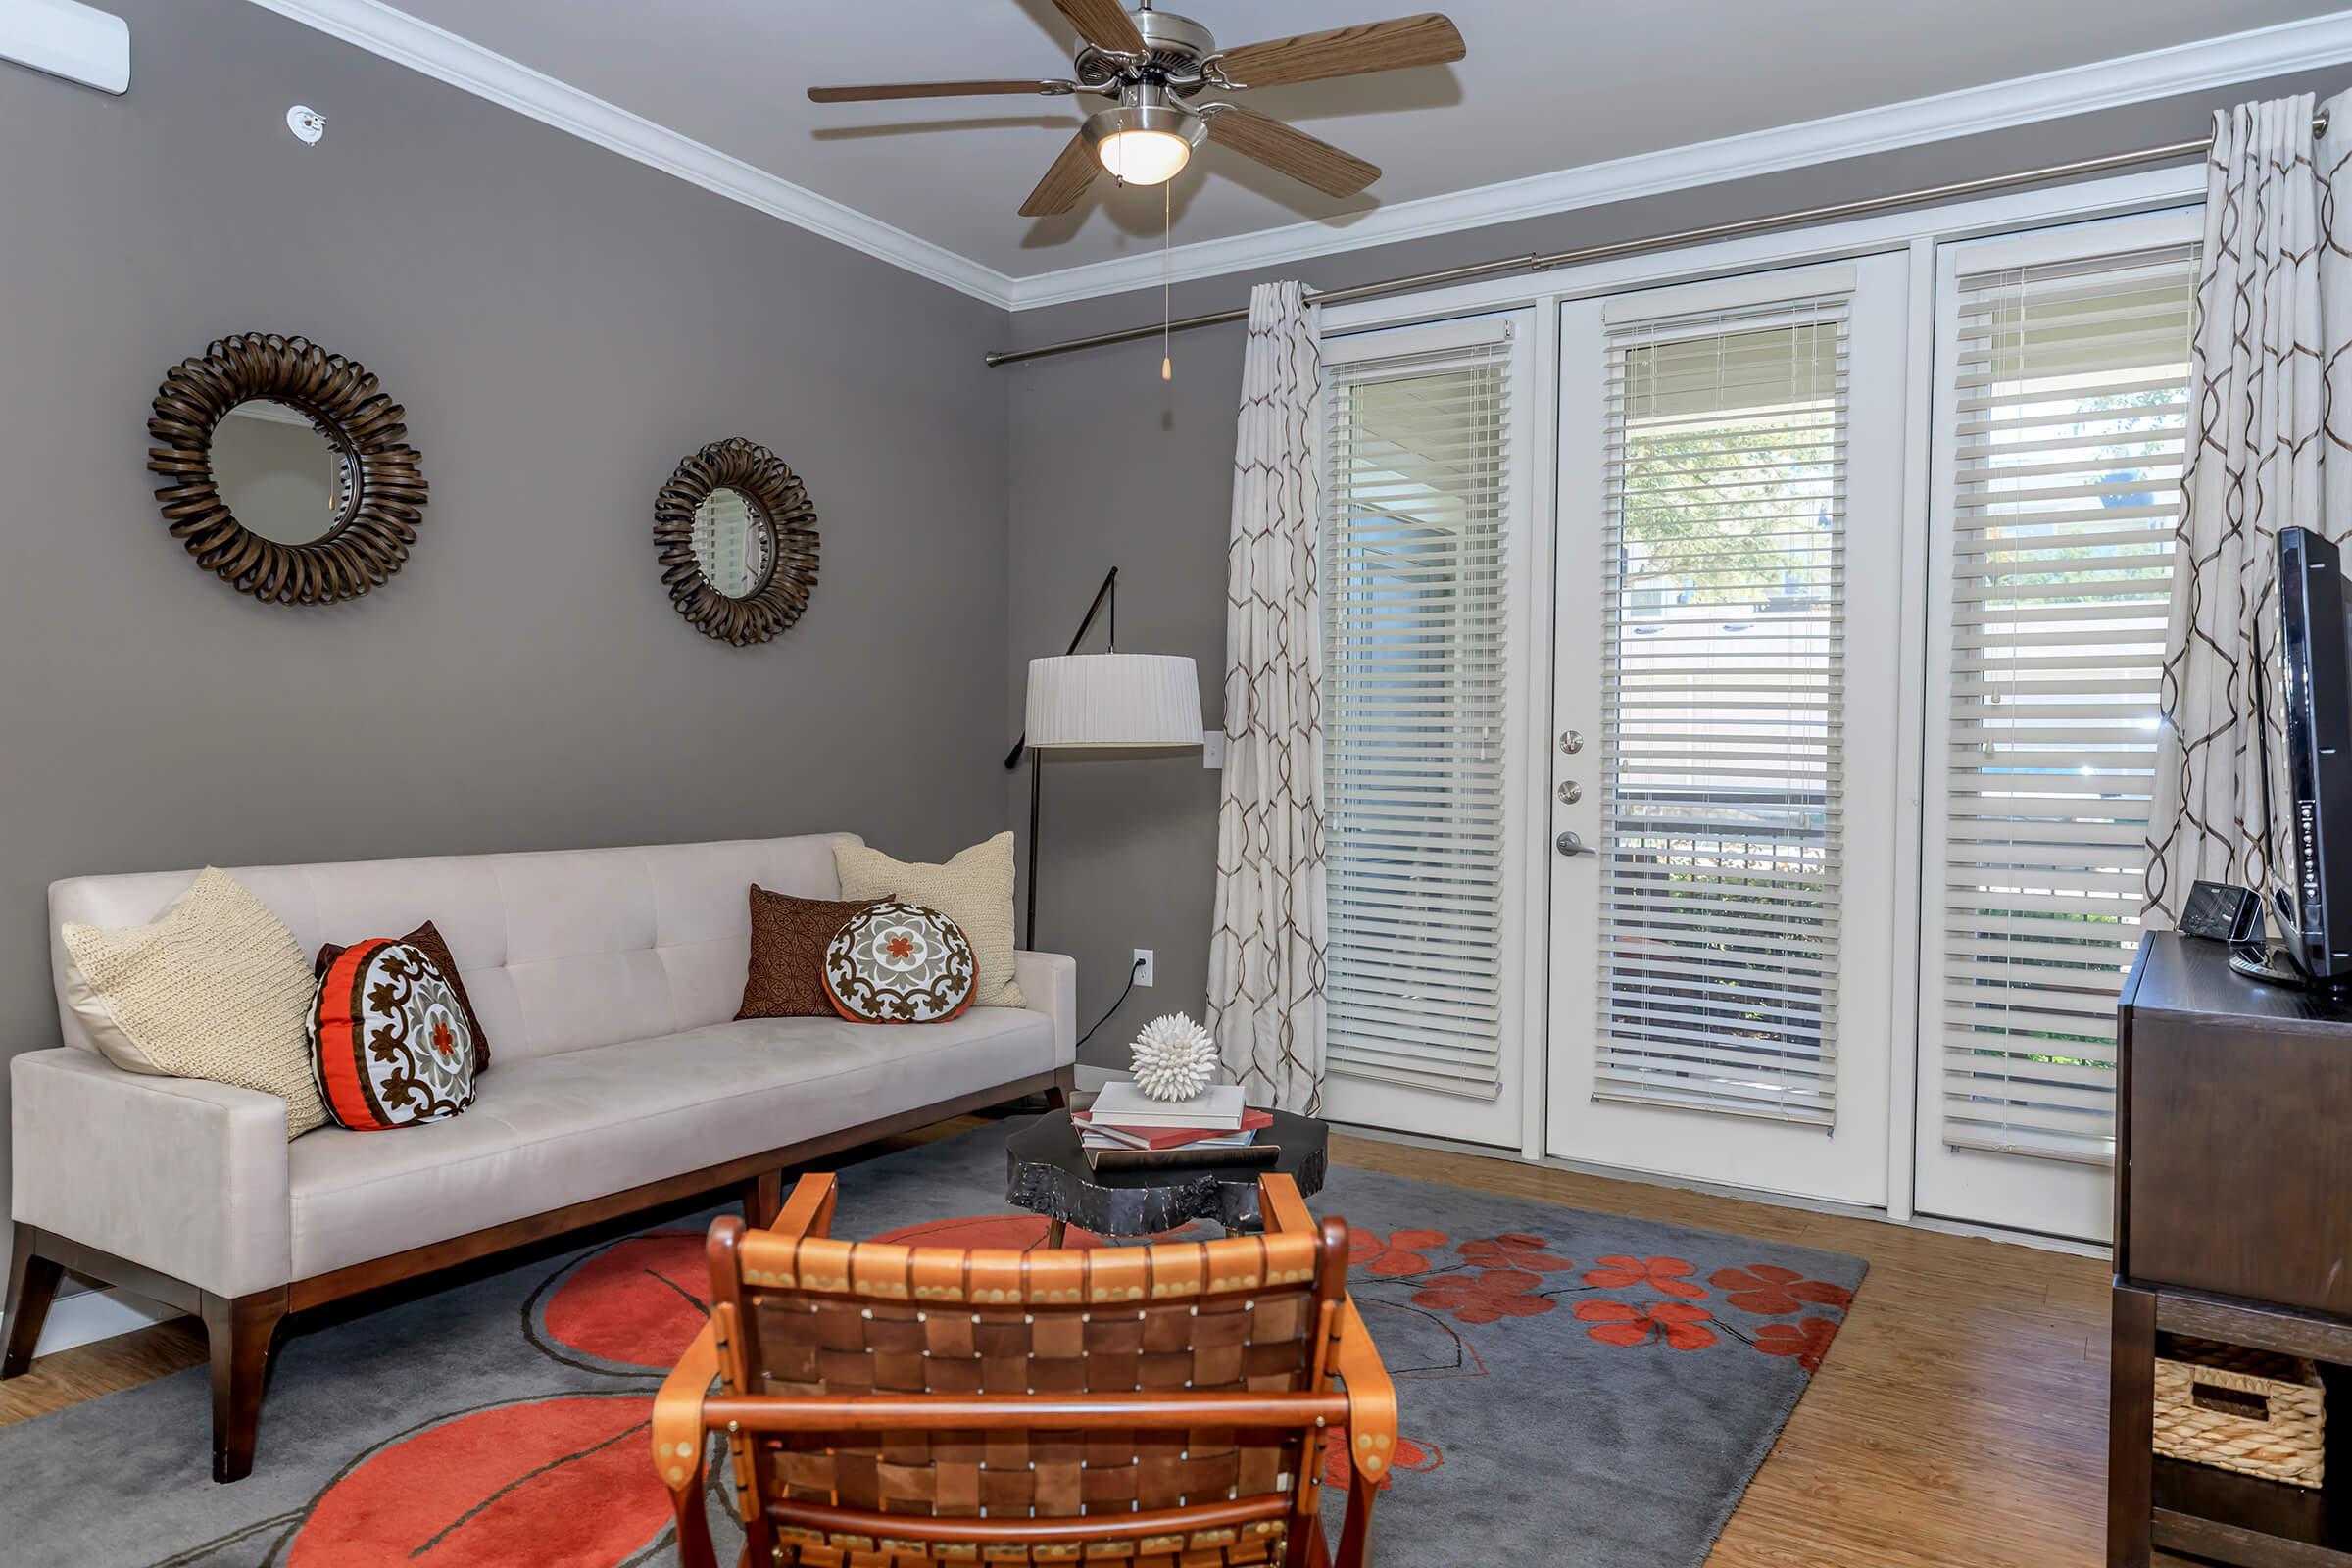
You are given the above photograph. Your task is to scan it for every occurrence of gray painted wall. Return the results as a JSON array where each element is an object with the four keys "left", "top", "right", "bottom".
[
  {"left": 1002, "top": 68, "right": 2348, "bottom": 1071},
  {"left": 0, "top": 0, "right": 1008, "bottom": 1254}
]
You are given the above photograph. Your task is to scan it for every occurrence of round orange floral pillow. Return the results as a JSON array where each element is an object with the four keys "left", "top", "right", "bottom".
[
  {"left": 823, "top": 901, "right": 976, "bottom": 1024},
  {"left": 309, "top": 940, "right": 478, "bottom": 1130}
]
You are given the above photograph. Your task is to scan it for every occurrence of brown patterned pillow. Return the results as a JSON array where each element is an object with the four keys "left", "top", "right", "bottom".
[
  {"left": 315, "top": 920, "right": 490, "bottom": 1074},
  {"left": 739, "top": 886, "right": 880, "bottom": 1019}
]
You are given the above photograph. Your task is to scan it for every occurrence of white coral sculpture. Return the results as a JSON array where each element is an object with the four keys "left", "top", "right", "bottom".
[{"left": 1130, "top": 1012, "right": 1218, "bottom": 1102}]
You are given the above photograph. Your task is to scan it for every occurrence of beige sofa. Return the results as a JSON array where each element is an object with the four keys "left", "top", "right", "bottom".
[{"left": 1, "top": 833, "right": 1076, "bottom": 1481}]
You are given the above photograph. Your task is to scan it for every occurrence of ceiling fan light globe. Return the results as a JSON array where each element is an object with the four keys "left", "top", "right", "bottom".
[
  {"left": 1082, "top": 90, "right": 1206, "bottom": 188},
  {"left": 1098, "top": 127, "right": 1192, "bottom": 185}
]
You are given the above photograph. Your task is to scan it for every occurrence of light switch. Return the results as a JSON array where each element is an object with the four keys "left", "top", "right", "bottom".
[{"left": 1201, "top": 729, "right": 1227, "bottom": 769}]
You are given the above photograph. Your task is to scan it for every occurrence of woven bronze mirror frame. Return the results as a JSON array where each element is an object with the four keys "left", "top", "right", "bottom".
[
  {"left": 146, "top": 334, "right": 427, "bottom": 605},
  {"left": 653, "top": 437, "right": 818, "bottom": 646},
  {"left": 148, "top": 333, "right": 427, "bottom": 606}
]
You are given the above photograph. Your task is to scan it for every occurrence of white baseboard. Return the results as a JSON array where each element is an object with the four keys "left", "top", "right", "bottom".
[{"left": 3, "top": 1286, "right": 182, "bottom": 1361}]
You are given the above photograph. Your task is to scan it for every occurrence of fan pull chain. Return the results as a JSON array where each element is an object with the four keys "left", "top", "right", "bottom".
[{"left": 1160, "top": 180, "right": 1173, "bottom": 381}]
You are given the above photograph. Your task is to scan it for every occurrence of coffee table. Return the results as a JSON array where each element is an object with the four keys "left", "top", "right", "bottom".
[{"left": 1004, "top": 1105, "right": 1329, "bottom": 1242}]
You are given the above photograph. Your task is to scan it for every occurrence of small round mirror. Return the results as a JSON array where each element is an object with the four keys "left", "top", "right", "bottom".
[
  {"left": 208, "top": 398, "right": 354, "bottom": 546},
  {"left": 689, "top": 485, "right": 774, "bottom": 600}
]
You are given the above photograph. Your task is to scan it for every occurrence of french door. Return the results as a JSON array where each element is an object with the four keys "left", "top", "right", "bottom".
[
  {"left": 1316, "top": 311, "right": 1541, "bottom": 1148},
  {"left": 1545, "top": 256, "right": 1912, "bottom": 1204},
  {"left": 1911, "top": 211, "right": 2199, "bottom": 1241},
  {"left": 1312, "top": 189, "right": 2202, "bottom": 1236}
]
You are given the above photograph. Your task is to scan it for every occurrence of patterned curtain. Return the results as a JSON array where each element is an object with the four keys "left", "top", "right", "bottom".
[
  {"left": 2145, "top": 90, "right": 2352, "bottom": 925},
  {"left": 1208, "top": 282, "right": 1328, "bottom": 1113}
]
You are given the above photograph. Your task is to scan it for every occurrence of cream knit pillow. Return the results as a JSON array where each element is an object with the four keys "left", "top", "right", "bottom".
[
  {"left": 62, "top": 867, "right": 328, "bottom": 1138},
  {"left": 833, "top": 832, "right": 1024, "bottom": 1009}
]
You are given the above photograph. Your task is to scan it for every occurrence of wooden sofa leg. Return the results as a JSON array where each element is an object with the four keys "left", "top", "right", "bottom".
[
  {"left": 2, "top": 1224, "right": 64, "bottom": 1379},
  {"left": 203, "top": 1287, "right": 286, "bottom": 1483},
  {"left": 1044, "top": 1066, "right": 1078, "bottom": 1111},
  {"left": 741, "top": 1169, "right": 784, "bottom": 1230}
]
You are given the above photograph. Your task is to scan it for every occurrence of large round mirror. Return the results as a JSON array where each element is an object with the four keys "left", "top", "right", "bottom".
[
  {"left": 688, "top": 485, "right": 774, "bottom": 600},
  {"left": 147, "top": 334, "right": 428, "bottom": 605},
  {"left": 652, "top": 437, "right": 818, "bottom": 646},
  {"left": 208, "top": 399, "right": 355, "bottom": 547}
]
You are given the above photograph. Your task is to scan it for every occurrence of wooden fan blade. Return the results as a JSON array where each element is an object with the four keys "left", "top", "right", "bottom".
[
  {"left": 1051, "top": 0, "right": 1146, "bottom": 54},
  {"left": 1021, "top": 132, "right": 1101, "bottom": 217},
  {"left": 1214, "top": 13, "right": 1464, "bottom": 89},
  {"left": 1204, "top": 107, "right": 1379, "bottom": 197},
  {"left": 808, "top": 79, "right": 1066, "bottom": 102}
]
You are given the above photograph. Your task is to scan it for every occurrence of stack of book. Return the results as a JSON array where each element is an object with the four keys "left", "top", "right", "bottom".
[{"left": 1074, "top": 1082, "right": 1273, "bottom": 1168}]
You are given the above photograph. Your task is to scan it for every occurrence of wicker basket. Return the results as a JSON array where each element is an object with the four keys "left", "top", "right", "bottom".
[{"left": 2153, "top": 1335, "right": 2326, "bottom": 1489}]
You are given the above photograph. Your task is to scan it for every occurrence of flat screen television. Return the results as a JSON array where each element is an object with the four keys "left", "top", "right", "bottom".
[{"left": 2271, "top": 526, "right": 2352, "bottom": 984}]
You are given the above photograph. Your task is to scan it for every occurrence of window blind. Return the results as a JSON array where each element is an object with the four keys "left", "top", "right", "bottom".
[
  {"left": 1321, "top": 326, "right": 1513, "bottom": 1097},
  {"left": 1934, "top": 244, "right": 2196, "bottom": 1164},
  {"left": 1594, "top": 296, "right": 1850, "bottom": 1125}
]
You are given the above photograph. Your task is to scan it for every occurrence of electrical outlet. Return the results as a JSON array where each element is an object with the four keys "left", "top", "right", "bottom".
[
  {"left": 1133, "top": 949, "right": 1154, "bottom": 987},
  {"left": 1200, "top": 729, "right": 1227, "bottom": 769}
]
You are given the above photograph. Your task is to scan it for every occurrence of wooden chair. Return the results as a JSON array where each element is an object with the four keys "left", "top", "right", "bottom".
[{"left": 654, "top": 1172, "right": 1396, "bottom": 1567}]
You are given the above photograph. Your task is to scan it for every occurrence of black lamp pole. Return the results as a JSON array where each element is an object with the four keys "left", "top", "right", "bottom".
[{"left": 1004, "top": 565, "right": 1120, "bottom": 951}]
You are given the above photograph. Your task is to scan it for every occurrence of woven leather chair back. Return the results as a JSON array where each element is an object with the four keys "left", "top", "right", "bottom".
[{"left": 704, "top": 1214, "right": 1351, "bottom": 1568}]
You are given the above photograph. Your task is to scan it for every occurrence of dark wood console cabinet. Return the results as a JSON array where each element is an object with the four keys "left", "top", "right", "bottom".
[{"left": 2112, "top": 931, "right": 2352, "bottom": 1566}]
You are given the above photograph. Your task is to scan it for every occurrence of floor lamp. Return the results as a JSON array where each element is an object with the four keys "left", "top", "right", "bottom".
[{"left": 1004, "top": 566, "right": 1204, "bottom": 951}]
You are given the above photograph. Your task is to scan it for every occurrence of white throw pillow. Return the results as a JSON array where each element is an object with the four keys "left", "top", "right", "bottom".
[
  {"left": 833, "top": 832, "right": 1024, "bottom": 1008},
  {"left": 61, "top": 867, "right": 328, "bottom": 1138}
]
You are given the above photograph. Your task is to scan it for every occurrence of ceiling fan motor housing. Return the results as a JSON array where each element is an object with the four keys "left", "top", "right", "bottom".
[{"left": 1076, "top": 8, "right": 1215, "bottom": 88}]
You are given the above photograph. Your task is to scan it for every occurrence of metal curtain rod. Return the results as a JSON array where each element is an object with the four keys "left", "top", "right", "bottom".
[{"left": 983, "top": 109, "right": 2330, "bottom": 368}]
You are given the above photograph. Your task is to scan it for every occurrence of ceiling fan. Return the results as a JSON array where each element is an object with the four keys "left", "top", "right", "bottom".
[{"left": 807, "top": 2, "right": 1465, "bottom": 216}]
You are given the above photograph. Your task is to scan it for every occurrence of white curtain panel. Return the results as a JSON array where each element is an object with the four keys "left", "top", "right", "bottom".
[
  {"left": 1208, "top": 281, "right": 1329, "bottom": 1113},
  {"left": 2145, "top": 90, "right": 2352, "bottom": 923}
]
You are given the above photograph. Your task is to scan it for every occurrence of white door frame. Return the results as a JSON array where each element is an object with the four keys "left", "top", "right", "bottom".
[
  {"left": 1909, "top": 206, "right": 2204, "bottom": 1243},
  {"left": 1312, "top": 164, "right": 2204, "bottom": 1230},
  {"left": 1315, "top": 308, "right": 1544, "bottom": 1151}
]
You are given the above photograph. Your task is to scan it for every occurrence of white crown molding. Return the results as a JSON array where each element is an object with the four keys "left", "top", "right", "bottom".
[
  {"left": 243, "top": 1, "right": 2352, "bottom": 316},
  {"left": 999, "top": 9, "right": 2352, "bottom": 310},
  {"left": 239, "top": 0, "right": 1018, "bottom": 306}
]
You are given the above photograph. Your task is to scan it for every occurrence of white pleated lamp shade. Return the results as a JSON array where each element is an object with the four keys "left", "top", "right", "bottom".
[{"left": 1025, "top": 654, "right": 1203, "bottom": 749}]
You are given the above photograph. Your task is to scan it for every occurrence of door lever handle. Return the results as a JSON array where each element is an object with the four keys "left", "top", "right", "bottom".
[{"left": 1555, "top": 829, "right": 1596, "bottom": 858}]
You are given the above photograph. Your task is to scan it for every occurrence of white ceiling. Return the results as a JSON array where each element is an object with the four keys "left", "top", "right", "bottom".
[{"left": 276, "top": 1, "right": 2352, "bottom": 300}]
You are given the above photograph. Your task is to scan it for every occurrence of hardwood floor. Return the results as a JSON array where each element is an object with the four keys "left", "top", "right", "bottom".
[{"left": 0, "top": 1118, "right": 2132, "bottom": 1566}]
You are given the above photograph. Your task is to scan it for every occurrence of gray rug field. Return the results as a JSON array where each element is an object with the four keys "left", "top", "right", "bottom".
[{"left": 0, "top": 1119, "right": 1864, "bottom": 1567}]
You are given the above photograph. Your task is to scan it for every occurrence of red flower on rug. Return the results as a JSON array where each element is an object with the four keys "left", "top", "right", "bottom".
[
  {"left": 1583, "top": 1254, "right": 1706, "bottom": 1300},
  {"left": 1350, "top": 1227, "right": 1449, "bottom": 1278},
  {"left": 536, "top": 1231, "right": 710, "bottom": 1371},
  {"left": 1575, "top": 1299, "right": 1718, "bottom": 1350},
  {"left": 1321, "top": 1428, "right": 1444, "bottom": 1489},
  {"left": 286, "top": 1394, "right": 670, "bottom": 1567},
  {"left": 1458, "top": 1233, "right": 1571, "bottom": 1272},
  {"left": 1710, "top": 1264, "right": 1854, "bottom": 1316},
  {"left": 1751, "top": 1317, "right": 1841, "bottom": 1373},
  {"left": 1411, "top": 1268, "right": 1556, "bottom": 1324}
]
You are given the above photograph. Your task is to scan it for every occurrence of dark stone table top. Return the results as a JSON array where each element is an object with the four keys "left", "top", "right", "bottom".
[{"left": 1004, "top": 1106, "right": 1329, "bottom": 1238}]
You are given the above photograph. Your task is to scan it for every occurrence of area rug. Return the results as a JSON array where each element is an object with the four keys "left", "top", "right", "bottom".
[{"left": 0, "top": 1121, "right": 1865, "bottom": 1567}]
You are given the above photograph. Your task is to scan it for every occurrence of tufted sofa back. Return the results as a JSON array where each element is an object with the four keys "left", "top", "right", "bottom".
[{"left": 48, "top": 834, "right": 856, "bottom": 1066}]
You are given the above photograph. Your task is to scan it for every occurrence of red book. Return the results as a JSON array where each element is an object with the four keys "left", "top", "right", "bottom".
[{"left": 1074, "top": 1108, "right": 1273, "bottom": 1151}]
